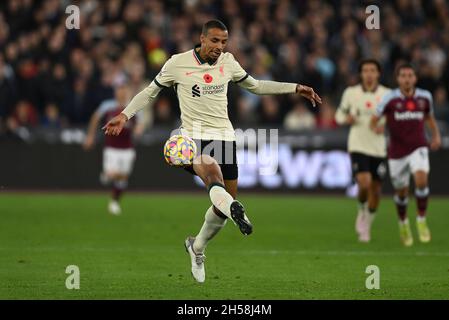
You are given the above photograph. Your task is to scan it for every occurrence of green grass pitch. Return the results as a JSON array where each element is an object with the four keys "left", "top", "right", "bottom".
[{"left": 1, "top": 192, "right": 448, "bottom": 299}]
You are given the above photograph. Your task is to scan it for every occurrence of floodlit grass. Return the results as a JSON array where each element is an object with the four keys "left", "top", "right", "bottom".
[{"left": 1, "top": 193, "right": 448, "bottom": 299}]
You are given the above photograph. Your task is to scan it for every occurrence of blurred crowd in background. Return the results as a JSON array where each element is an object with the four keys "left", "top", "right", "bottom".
[{"left": 1, "top": 0, "right": 449, "bottom": 137}]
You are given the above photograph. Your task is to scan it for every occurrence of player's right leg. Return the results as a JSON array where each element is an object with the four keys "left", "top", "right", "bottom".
[
  {"left": 192, "top": 179, "right": 244, "bottom": 259},
  {"left": 103, "top": 147, "right": 121, "bottom": 215},
  {"left": 193, "top": 155, "right": 252, "bottom": 235},
  {"left": 184, "top": 155, "right": 251, "bottom": 283},
  {"left": 223, "top": 178, "right": 252, "bottom": 235},
  {"left": 413, "top": 171, "right": 430, "bottom": 242},
  {"left": 108, "top": 174, "right": 129, "bottom": 215},
  {"left": 359, "top": 157, "right": 386, "bottom": 242},
  {"left": 358, "top": 179, "right": 382, "bottom": 242},
  {"left": 355, "top": 172, "right": 371, "bottom": 236},
  {"left": 350, "top": 153, "right": 371, "bottom": 237},
  {"left": 389, "top": 157, "right": 413, "bottom": 246},
  {"left": 103, "top": 148, "right": 135, "bottom": 215},
  {"left": 396, "top": 188, "right": 413, "bottom": 247},
  {"left": 409, "top": 147, "right": 431, "bottom": 243}
]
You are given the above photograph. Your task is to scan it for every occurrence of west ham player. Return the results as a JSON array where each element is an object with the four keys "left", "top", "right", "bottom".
[
  {"left": 371, "top": 64, "right": 441, "bottom": 246},
  {"left": 336, "top": 59, "right": 390, "bottom": 242},
  {"left": 84, "top": 84, "right": 145, "bottom": 215},
  {"left": 102, "top": 20, "right": 322, "bottom": 282}
]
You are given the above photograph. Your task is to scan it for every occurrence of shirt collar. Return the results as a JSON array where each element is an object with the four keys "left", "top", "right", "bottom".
[
  {"left": 399, "top": 88, "right": 416, "bottom": 99},
  {"left": 361, "top": 84, "right": 378, "bottom": 93},
  {"left": 193, "top": 44, "right": 219, "bottom": 66}
]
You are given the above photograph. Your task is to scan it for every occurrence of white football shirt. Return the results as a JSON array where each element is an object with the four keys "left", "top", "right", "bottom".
[
  {"left": 122, "top": 45, "right": 298, "bottom": 141},
  {"left": 335, "top": 84, "right": 391, "bottom": 157}
]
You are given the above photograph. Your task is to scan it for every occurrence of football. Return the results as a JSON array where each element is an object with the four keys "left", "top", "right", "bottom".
[{"left": 163, "top": 135, "right": 197, "bottom": 166}]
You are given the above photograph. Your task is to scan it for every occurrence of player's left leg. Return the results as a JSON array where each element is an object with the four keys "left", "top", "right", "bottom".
[
  {"left": 108, "top": 174, "right": 128, "bottom": 215},
  {"left": 224, "top": 179, "right": 238, "bottom": 199},
  {"left": 413, "top": 171, "right": 431, "bottom": 242},
  {"left": 103, "top": 148, "right": 121, "bottom": 214},
  {"left": 107, "top": 148, "right": 136, "bottom": 215},
  {"left": 350, "top": 153, "right": 371, "bottom": 236},
  {"left": 222, "top": 178, "right": 252, "bottom": 235},
  {"left": 395, "top": 186, "right": 413, "bottom": 246},
  {"left": 100, "top": 170, "right": 127, "bottom": 214},
  {"left": 191, "top": 178, "right": 239, "bottom": 255},
  {"left": 410, "top": 147, "right": 431, "bottom": 243},
  {"left": 355, "top": 172, "right": 371, "bottom": 235},
  {"left": 358, "top": 157, "right": 387, "bottom": 242},
  {"left": 192, "top": 141, "right": 251, "bottom": 235},
  {"left": 191, "top": 157, "right": 251, "bottom": 250},
  {"left": 358, "top": 179, "right": 382, "bottom": 242},
  {"left": 414, "top": 172, "right": 431, "bottom": 243},
  {"left": 185, "top": 155, "right": 250, "bottom": 283},
  {"left": 368, "top": 180, "right": 382, "bottom": 215},
  {"left": 389, "top": 156, "right": 413, "bottom": 246},
  {"left": 191, "top": 155, "right": 235, "bottom": 221}
]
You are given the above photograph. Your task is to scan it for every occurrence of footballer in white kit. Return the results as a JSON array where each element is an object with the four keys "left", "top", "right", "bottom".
[
  {"left": 336, "top": 59, "right": 390, "bottom": 243},
  {"left": 103, "top": 20, "right": 322, "bottom": 283}
]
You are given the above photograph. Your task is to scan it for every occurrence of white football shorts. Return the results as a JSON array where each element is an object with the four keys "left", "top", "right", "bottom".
[
  {"left": 388, "top": 147, "right": 429, "bottom": 189},
  {"left": 103, "top": 147, "right": 136, "bottom": 176}
]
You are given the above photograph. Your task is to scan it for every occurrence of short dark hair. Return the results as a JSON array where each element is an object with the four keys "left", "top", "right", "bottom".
[
  {"left": 358, "top": 59, "right": 381, "bottom": 73},
  {"left": 202, "top": 19, "right": 227, "bottom": 36},
  {"left": 395, "top": 62, "right": 416, "bottom": 76}
]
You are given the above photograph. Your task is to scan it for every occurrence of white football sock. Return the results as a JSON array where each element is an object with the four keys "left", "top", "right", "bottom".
[
  {"left": 417, "top": 216, "right": 426, "bottom": 222},
  {"left": 358, "top": 201, "right": 368, "bottom": 212},
  {"left": 193, "top": 206, "right": 227, "bottom": 254},
  {"left": 208, "top": 184, "right": 234, "bottom": 219}
]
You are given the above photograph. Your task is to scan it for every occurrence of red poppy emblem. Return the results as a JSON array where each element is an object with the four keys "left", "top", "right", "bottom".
[
  {"left": 366, "top": 101, "right": 372, "bottom": 108},
  {"left": 203, "top": 74, "right": 213, "bottom": 83},
  {"left": 406, "top": 100, "right": 416, "bottom": 111}
]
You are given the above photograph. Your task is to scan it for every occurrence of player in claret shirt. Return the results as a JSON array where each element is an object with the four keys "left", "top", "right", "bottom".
[
  {"left": 84, "top": 84, "right": 145, "bottom": 215},
  {"left": 371, "top": 63, "right": 441, "bottom": 246}
]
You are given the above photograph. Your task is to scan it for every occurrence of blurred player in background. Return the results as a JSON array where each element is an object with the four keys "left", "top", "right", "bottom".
[
  {"left": 102, "top": 20, "right": 321, "bottom": 282},
  {"left": 83, "top": 84, "right": 145, "bottom": 215},
  {"left": 371, "top": 64, "right": 441, "bottom": 246},
  {"left": 336, "top": 59, "right": 390, "bottom": 242}
]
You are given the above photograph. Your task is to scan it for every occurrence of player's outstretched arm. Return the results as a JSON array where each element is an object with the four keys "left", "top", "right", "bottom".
[
  {"left": 425, "top": 114, "right": 442, "bottom": 151},
  {"left": 296, "top": 84, "right": 322, "bottom": 107},
  {"left": 236, "top": 75, "right": 321, "bottom": 107},
  {"left": 103, "top": 113, "right": 128, "bottom": 136},
  {"left": 103, "top": 82, "right": 162, "bottom": 136}
]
